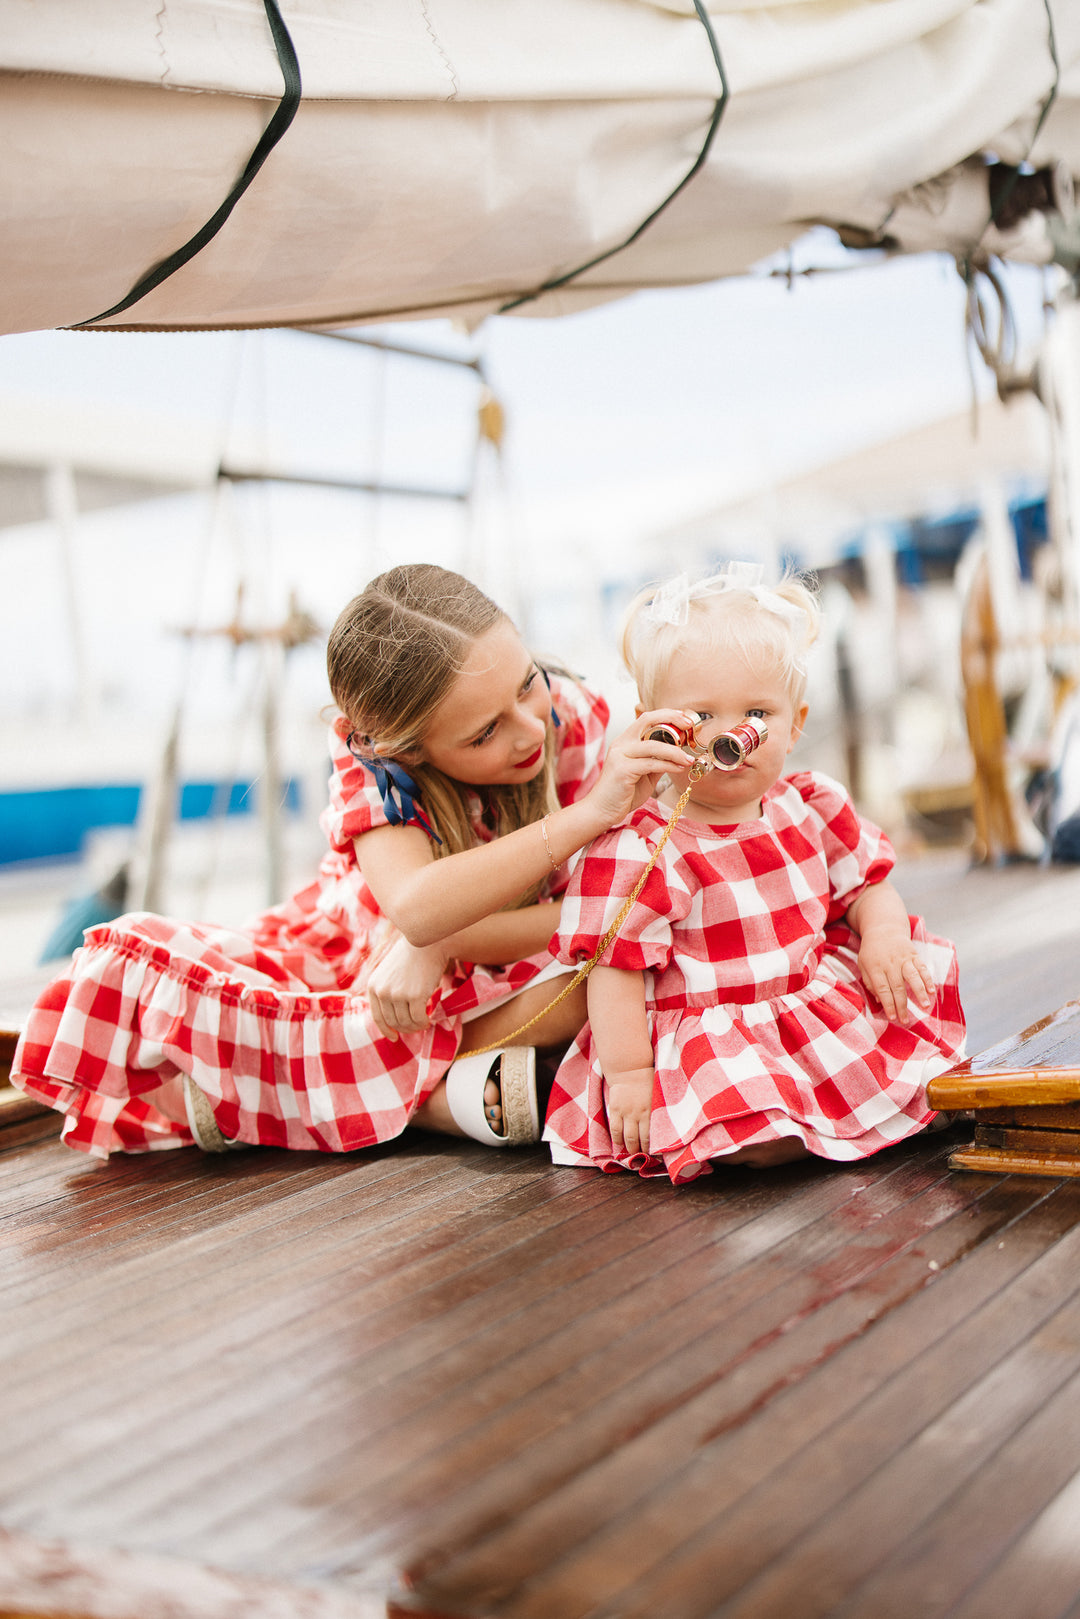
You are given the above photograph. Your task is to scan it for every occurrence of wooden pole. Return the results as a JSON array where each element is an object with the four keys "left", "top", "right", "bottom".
[{"left": 960, "top": 551, "right": 1023, "bottom": 863}]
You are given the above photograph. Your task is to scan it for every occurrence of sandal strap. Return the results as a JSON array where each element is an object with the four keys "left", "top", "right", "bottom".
[
  {"left": 497, "top": 1046, "right": 541, "bottom": 1144},
  {"left": 183, "top": 1076, "right": 245, "bottom": 1153}
]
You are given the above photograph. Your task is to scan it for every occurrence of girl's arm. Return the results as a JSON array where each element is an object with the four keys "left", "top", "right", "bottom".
[
  {"left": 588, "top": 965, "right": 655, "bottom": 1157},
  {"left": 365, "top": 904, "right": 564, "bottom": 1039},
  {"left": 357, "top": 710, "right": 696, "bottom": 948},
  {"left": 845, "top": 879, "right": 935, "bottom": 1027},
  {"left": 443, "top": 906, "right": 561, "bottom": 964}
]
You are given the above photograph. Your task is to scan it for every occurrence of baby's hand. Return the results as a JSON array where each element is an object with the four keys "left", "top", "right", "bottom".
[
  {"left": 605, "top": 1065, "right": 656, "bottom": 1157},
  {"left": 857, "top": 929, "right": 935, "bottom": 1026}
]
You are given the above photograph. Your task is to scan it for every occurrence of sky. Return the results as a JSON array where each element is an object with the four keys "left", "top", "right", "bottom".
[
  {"left": 0, "top": 231, "right": 1051, "bottom": 535},
  {"left": 0, "top": 233, "right": 1053, "bottom": 767}
]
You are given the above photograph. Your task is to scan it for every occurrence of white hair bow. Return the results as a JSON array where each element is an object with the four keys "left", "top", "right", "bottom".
[{"left": 642, "top": 562, "right": 805, "bottom": 633}]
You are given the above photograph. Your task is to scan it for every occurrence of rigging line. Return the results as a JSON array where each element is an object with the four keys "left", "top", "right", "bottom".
[
  {"left": 69, "top": 0, "right": 301, "bottom": 329},
  {"left": 964, "top": 0, "right": 1059, "bottom": 268},
  {"left": 958, "top": 0, "right": 1058, "bottom": 402},
  {"left": 299, "top": 328, "right": 485, "bottom": 377},
  {"left": 498, "top": 0, "right": 728, "bottom": 315}
]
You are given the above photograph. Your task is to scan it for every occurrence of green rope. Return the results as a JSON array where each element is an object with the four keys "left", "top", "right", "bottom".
[
  {"left": 70, "top": 0, "right": 301, "bottom": 329},
  {"left": 498, "top": 1, "right": 728, "bottom": 315}
]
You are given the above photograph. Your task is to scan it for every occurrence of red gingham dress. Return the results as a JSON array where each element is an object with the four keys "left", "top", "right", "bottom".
[
  {"left": 543, "top": 771, "right": 966, "bottom": 1184},
  {"left": 11, "top": 675, "right": 609, "bottom": 1159}
]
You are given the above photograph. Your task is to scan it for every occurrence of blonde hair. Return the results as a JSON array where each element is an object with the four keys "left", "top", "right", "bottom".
[
  {"left": 327, "top": 565, "right": 561, "bottom": 887},
  {"left": 622, "top": 568, "right": 820, "bottom": 708}
]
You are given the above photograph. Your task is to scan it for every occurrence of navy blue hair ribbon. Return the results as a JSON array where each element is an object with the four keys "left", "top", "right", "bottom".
[
  {"left": 346, "top": 734, "right": 443, "bottom": 844},
  {"left": 541, "top": 668, "right": 561, "bottom": 729}
]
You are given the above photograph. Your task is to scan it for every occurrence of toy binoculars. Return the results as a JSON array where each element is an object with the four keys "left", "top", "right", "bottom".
[{"left": 642, "top": 711, "right": 768, "bottom": 771}]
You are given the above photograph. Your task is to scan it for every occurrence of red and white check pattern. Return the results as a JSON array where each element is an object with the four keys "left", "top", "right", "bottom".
[
  {"left": 544, "top": 772, "right": 966, "bottom": 1183},
  {"left": 12, "top": 676, "right": 609, "bottom": 1159}
]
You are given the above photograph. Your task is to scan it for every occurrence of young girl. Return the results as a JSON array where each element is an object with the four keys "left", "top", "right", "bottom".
[
  {"left": 12, "top": 564, "right": 699, "bottom": 1159},
  {"left": 544, "top": 564, "right": 966, "bottom": 1184}
]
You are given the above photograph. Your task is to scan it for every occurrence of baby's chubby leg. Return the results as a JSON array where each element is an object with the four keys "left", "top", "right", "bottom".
[{"left": 458, "top": 973, "right": 587, "bottom": 1055}]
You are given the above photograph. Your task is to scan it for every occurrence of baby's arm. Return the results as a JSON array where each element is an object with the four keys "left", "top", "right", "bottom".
[
  {"left": 846, "top": 879, "right": 935, "bottom": 1027},
  {"left": 587, "top": 965, "right": 655, "bottom": 1157}
]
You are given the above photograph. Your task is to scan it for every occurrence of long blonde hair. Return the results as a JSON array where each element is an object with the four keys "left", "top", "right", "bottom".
[{"left": 327, "top": 565, "right": 561, "bottom": 883}]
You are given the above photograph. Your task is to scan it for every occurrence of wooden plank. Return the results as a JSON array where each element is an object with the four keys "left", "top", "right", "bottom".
[
  {"left": 932, "top": 1071, "right": 1080, "bottom": 1108},
  {"left": 0, "top": 1105, "right": 60, "bottom": 1150},
  {"left": 975, "top": 1104, "right": 1080, "bottom": 1130},
  {"left": 960, "top": 998, "right": 1080, "bottom": 1071},
  {"left": 0, "top": 1140, "right": 477, "bottom": 1299},
  {"left": 0, "top": 1143, "right": 947, "bottom": 1580},
  {"left": 950, "top": 1146, "right": 1080, "bottom": 1177},
  {"left": 0, "top": 1085, "right": 51, "bottom": 1130},
  {"left": 946, "top": 1469, "right": 1080, "bottom": 1619},
  {"left": 569, "top": 1186, "right": 1080, "bottom": 1619},
  {"left": 3, "top": 1079, "right": 1080, "bottom": 1618},
  {"left": 4, "top": 1177, "right": 732, "bottom": 1542},
  {"left": 0, "top": 1523, "right": 385, "bottom": 1619},
  {"left": 826, "top": 1360, "right": 1080, "bottom": 1618},
  {"left": 928, "top": 998, "right": 1080, "bottom": 1111},
  {"left": 139, "top": 1164, "right": 913, "bottom": 1565},
  {"left": 977, "top": 1122, "right": 1080, "bottom": 1153},
  {"left": 418, "top": 1178, "right": 1079, "bottom": 1618},
  {"left": 0, "top": 1146, "right": 584, "bottom": 1422},
  {"left": 0, "top": 1022, "right": 55, "bottom": 1144},
  {"left": 0, "top": 1162, "right": 641, "bottom": 1508},
  {"left": 0, "top": 1027, "right": 20, "bottom": 1086},
  {"left": 187, "top": 1152, "right": 974, "bottom": 1568},
  {"left": 349, "top": 1157, "right": 1018, "bottom": 1611},
  {"left": 974, "top": 1124, "right": 1080, "bottom": 1153}
]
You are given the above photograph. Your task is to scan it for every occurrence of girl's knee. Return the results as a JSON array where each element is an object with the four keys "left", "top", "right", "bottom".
[{"left": 459, "top": 976, "right": 587, "bottom": 1053}]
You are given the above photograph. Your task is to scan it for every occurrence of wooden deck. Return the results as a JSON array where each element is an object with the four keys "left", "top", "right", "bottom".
[{"left": 5, "top": 850, "right": 1080, "bottom": 1619}]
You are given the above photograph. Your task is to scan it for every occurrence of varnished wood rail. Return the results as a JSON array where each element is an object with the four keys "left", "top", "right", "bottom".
[{"left": 928, "top": 996, "right": 1080, "bottom": 1176}]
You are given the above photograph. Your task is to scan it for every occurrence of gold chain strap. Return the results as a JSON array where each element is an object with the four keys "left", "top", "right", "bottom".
[{"left": 464, "top": 770, "right": 704, "bottom": 1058}]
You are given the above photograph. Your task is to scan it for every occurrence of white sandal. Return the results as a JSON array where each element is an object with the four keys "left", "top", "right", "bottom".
[
  {"left": 183, "top": 1076, "right": 245, "bottom": 1153},
  {"left": 444, "top": 1048, "right": 540, "bottom": 1147}
]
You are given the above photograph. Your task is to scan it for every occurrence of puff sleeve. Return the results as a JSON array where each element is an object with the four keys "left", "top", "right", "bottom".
[
  {"left": 319, "top": 718, "right": 393, "bottom": 855},
  {"left": 550, "top": 674, "right": 609, "bottom": 807},
  {"left": 790, "top": 770, "right": 895, "bottom": 917},
  {"left": 555, "top": 820, "right": 689, "bottom": 974}
]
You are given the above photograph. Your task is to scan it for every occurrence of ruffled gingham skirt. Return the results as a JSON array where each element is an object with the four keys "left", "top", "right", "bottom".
[
  {"left": 544, "top": 919, "right": 965, "bottom": 1184},
  {"left": 11, "top": 911, "right": 554, "bottom": 1159}
]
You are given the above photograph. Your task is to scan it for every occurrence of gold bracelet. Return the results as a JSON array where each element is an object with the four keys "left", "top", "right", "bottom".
[{"left": 540, "top": 814, "right": 559, "bottom": 873}]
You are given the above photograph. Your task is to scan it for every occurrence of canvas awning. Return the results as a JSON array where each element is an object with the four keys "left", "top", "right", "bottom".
[{"left": 0, "top": 0, "right": 1076, "bottom": 334}]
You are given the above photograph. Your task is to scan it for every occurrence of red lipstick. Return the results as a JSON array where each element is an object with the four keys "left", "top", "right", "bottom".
[{"left": 515, "top": 744, "right": 544, "bottom": 769}]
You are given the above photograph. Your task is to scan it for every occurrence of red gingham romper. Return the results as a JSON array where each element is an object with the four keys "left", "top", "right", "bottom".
[
  {"left": 544, "top": 772, "right": 966, "bottom": 1183},
  {"left": 11, "top": 675, "right": 608, "bottom": 1158}
]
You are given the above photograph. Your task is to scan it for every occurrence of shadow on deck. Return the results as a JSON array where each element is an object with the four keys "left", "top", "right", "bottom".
[{"left": 3, "top": 849, "right": 1080, "bottom": 1619}]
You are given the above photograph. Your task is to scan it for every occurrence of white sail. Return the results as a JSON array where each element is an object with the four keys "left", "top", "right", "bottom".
[{"left": 1, "top": 0, "right": 1076, "bottom": 333}]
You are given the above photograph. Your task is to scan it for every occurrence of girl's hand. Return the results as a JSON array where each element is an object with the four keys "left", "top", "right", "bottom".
[
  {"left": 586, "top": 710, "right": 698, "bottom": 829},
  {"left": 367, "top": 936, "right": 449, "bottom": 1039},
  {"left": 605, "top": 1065, "right": 656, "bottom": 1157},
  {"left": 857, "top": 929, "right": 935, "bottom": 1026}
]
